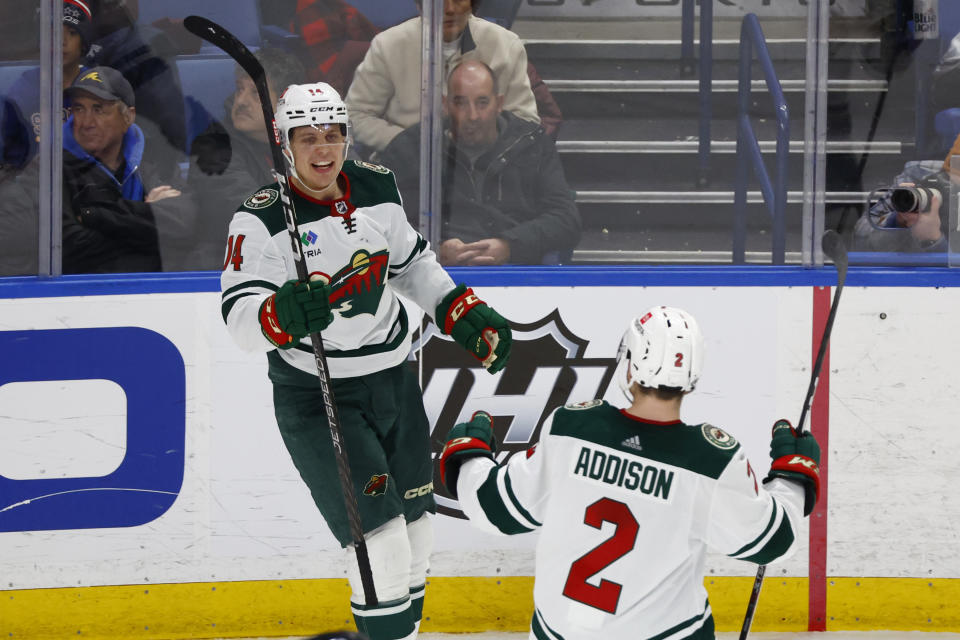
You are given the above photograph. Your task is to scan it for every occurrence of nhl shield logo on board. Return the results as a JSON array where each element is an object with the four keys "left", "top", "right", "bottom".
[{"left": 411, "top": 309, "right": 618, "bottom": 519}]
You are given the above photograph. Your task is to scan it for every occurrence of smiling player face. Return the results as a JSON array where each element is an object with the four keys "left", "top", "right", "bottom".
[{"left": 289, "top": 124, "right": 347, "bottom": 199}]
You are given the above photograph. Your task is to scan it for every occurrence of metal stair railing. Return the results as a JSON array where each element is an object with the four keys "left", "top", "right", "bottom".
[
  {"left": 681, "top": 0, "right": 713, "bottom": 186},
  {"left": 734, "top": 13, "right": 789, "bottom": 265}
]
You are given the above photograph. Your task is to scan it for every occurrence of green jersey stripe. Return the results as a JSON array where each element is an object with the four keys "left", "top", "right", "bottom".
[
  {"left": 504, "top": 468, "right": 542, "bottom": 528},
  {"left": 532, "top": 609, "right": 566, "bottom": 640},
  {"left": 221, "top": 279, "right": 277, "bottom": 300},
  {"left": 350, "top": 595, "right": 410, "bottom": 614},
  {"left": 729, "top": 499, "right": 779, "bottom": 558},
  {"left": 646, "top": 599, "right": 712, "bottom": 640},
  {"left": 740, "top": 509, "right": 796, "bottom": 565},
  {"left": 476, "top": 466, "right": 534, "bottom": 535},
  {"left": 389, "top": 234, "right": 427, "bottom": 272},
  {"left": 291, "top": 305, "right": 408, "bottom": 359},
  {"left": 221, "top": 291, "right": 259, "bottom": 322}
]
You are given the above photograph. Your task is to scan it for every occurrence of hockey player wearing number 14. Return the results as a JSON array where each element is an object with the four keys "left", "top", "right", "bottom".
[
  {"left": 439, "top": 306, "right": 822, "bottom": 640},
  {"left": 219, "top": 82, "right": 512, "bottom": 640}
]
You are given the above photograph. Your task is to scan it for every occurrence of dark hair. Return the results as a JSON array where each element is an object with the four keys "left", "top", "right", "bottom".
[
  {"left": 414, "top": 0, "right": 480, "bottom": 12},
  {"left": 635, "top": 385, "right": 686, "bottom": 402}
]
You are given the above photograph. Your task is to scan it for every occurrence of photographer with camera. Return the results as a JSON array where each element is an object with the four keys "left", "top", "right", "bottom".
[{"left": 854, "top": 162, "right": 948, "bottom": 253}]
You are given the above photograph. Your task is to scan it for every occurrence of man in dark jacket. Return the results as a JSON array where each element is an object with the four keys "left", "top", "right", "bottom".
[
  {"left": 61, "top": 66, "right": 180, "bottom": 273},
  {"left": 0, "top": 65, "right": 180, "bottom": 276},
  {"left": 378, "top": 60, "right": 580, "bottom": 265}
]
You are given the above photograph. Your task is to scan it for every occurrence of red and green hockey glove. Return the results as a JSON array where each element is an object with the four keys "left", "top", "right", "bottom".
[
  {"left": 435, "top": 284, "right": 512, "bottom": 373},
  {"left": 439, "top": 411, "right": 496, "bottom": 499},
  {"left": 763, "top": 419, "right": 821, "bottom": 516},
  {"left": 260, "top": 278, "right": 334, "bottom": 348}
]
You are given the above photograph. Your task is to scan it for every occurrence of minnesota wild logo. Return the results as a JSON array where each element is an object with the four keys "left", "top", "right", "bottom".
[
  {"left": 324, "top": 249, "right": 390, "bottom": 318},
  {"left": 363, "top": 473, "right": 389, "bottom": 497}
]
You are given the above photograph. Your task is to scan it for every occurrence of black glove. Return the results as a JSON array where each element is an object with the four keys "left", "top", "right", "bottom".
[{"left": 192, "top": 126, "right": 232, "bottom": 176}]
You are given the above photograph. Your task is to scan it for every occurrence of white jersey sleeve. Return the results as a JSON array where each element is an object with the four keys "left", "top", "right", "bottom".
[
  {"left": 707, "top": 450, "right": 806, "bottom": 565},
  {"left": 220, "top": 209, "right": 290, "bottom": 353},
  {"left": 381, "top": 181, "right": 456, "bottom": 317},
  {"left": 455, "top": 409, "right": 559, "bottom": 536}
]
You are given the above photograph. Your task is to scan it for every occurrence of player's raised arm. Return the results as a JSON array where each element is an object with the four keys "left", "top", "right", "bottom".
[
  {"left": 706, "top": 419, "right": 821, "bottom": 565},
  {"left": 440, "top": 410, "right": 549, "bottom": 536}
]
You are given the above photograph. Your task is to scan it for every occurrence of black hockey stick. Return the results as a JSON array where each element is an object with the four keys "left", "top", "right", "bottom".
[
  {"left": 183, "top": 15, "right": 378, "bottom": 607},
  {"left": 738, "top": 229, "right": 847, "bottom": 639}
]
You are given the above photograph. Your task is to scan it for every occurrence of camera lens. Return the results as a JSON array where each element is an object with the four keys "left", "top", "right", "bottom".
[
  {"left": 890, "top": 188, "right": 919, "bottom": 213},
  {"left": 890, "top": 187, "right": 931, "bottom": 213}
]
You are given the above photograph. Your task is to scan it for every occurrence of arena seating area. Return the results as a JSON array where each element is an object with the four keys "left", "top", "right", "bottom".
[{"left": 2, "top": 0, "right": 955, "bottom": 264}]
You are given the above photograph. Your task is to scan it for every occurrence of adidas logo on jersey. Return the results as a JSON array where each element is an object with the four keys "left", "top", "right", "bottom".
[{"left": 622, "top": 435, "right": 643, "bottom": 452}]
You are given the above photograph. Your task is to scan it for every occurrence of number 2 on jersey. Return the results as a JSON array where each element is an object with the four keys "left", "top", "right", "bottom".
[{"left": 562, "top": 498, "right": 639, "bottom": 614}]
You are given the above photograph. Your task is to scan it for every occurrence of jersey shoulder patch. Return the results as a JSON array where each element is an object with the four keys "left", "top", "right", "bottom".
[
  {"left": 243, "top": 187, "right": 279, "bottom": 210},
  {"left": 235, "top": 182, "right": 287, "bottom": 236},
  {"left": 700, "top": 423, "right": 738, "bottom": 450},
  {"left": 564, "top": 399, "right": 603, "bottom": 411},
  {"left": 353, "top": 160, "right": 391, "bottom": 175}
]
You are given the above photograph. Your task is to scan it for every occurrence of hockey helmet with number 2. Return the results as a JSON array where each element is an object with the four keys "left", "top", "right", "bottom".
[
  {"left": 617, "top": 306, "right": 703, "bottom": 399},
  {"left": 275, "top": 82, "right": 350, "bottom": 181}
]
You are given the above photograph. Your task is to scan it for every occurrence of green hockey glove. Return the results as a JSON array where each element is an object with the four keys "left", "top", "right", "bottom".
[
  {"left": 763, "top": 419, "right": 821, "bottom": 516},
  {"left": 436, "top": 284, "right": 512, "bottom": 373},
  {"left": 440, "top": 411, "right": 496, "bottom": 499},
  {"left": 259, "top": 278, "right": 334, "bottom": 348}
]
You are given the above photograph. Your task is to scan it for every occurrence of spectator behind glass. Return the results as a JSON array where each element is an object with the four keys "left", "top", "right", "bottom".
[
  {"left": 346, "top": 0, "right": 543, "bottom": 156},
  {"left": 853, "top": 160, "right": 948, "bottom": 253},
  {"left": 287, "top": 0, "right": 380, "bottom": 96},
  {"left": 379, "top": 60, "right": 580, "bottom": 266},
  {"left": 158, "top": 48, "right": 307, "bottom": 271},
  {"left": 87, "top": 0, "right": 186, "bottom": 182},
  {"left": 61, "top": 66, "right": 179, "bottom": 273},
  {"left": 0, "top": 66, "right": 181, "bottom": 275},
  {"left": 0, "top": 0, "right": 93, "bottom": 174}
]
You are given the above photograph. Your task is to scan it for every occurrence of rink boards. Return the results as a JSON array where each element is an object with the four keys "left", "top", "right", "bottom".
[{"left": 0, "top": 267, "right": 958, "bottom": 637}]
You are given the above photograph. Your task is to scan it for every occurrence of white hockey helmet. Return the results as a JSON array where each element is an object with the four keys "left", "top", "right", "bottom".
[
  {"left": 616, "top": 306, "right": 704, "bottom": 399},
  {"left": 275, "top": 82, "right": 350, "bottom": 177}
]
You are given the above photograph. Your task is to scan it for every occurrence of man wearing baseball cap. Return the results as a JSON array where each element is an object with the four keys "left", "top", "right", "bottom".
[{"left": 58, "top": 65, "right": 181, "bottom": 273}]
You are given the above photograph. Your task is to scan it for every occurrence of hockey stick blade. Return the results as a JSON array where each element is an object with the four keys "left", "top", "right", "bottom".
[
  {"left": 739, "top": 230, "right": 848, "bottom": 640},
  {"left": 183, "top": 16, "right": 261, "bottom": 81},
  {"left": 183, "top": 15, "right": 379, "bottom": 607},
  {"left": 822, "top": 229, "right": 849, "bottom": 287}
]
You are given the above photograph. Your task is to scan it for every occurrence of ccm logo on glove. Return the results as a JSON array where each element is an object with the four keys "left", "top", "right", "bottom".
[
  {"left": 435, "top": 284, "right": 512, "bottom": 374},
  {"left": 444, "top": 291, "right": 481, "bottom": 334}
]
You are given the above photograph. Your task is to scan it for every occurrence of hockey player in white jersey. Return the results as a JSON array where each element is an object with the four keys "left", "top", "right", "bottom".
[
  {"left": 439, "top": 306, "right": 821, "bottom": 640},
  {"left": 220, "top": 82, "right": 512, "bottom": 640}
]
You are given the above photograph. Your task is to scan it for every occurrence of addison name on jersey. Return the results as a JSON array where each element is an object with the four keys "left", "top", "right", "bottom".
[{"left": 456, "top": 400, "right": 806, "bottom": 640}]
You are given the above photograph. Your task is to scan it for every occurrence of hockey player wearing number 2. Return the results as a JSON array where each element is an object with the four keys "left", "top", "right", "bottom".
[
  {"left": 440, "top": 306, "right": 821, "bottom": 640},
  {"left": 220, "top": 82, "right": 512, "bottom": 640}
]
